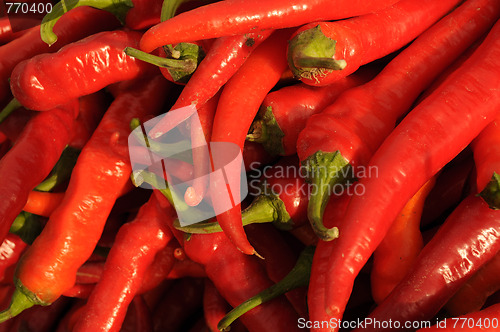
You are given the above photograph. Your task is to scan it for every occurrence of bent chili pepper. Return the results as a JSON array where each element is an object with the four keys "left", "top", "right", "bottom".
[
  {"left": 445, "top": 251, "right": 500, "bottom": 316},
  {"left": 0, "top": 101, "right": 78, "bottom": 244},
  {"left": 360, "top": 196, "right": 500, "bottom": 331},
  {"left": 287, "top": 0, "right": 461, "bottom": 85},
  {"left": 0, "top": 7, "right": 119, "bottom": 105},
  {"left": 73, "top": 194, "right": 175, "bottom": 332},
  {"left": 247, "top": 69, "right": 375, "bottom": 156},
  {"left": 139, "top": 0, "right": 399, "bottom": 52},
  {"left": 472, "top": 111, "right": 500, "bottom": 209},
  {"left": 371, "top": 178, "right": 435, "bottom": 304},
  {"left": 0, "top": 75, "right": 170, "bottom": 321},
  {"left": 10, "top": 30, "right": 153, "bottom": 111},
  {"left": 323, "top": 17, "right": 500, "bottom": 327},
  {"left": 207, "top": 28, "right": 292, "bottom": 255},
  {"left": 297, "top": 0, "right": 500, "bottom": 240}
]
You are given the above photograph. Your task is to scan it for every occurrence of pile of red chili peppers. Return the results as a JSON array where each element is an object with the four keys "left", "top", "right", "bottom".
[{"left": 0, "top": 0, "right": 499, "bottom": 331}]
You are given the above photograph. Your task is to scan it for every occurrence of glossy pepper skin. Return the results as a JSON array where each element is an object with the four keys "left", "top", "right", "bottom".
[
  {"left": 74, "top": 194, "right": 175, "bottom": 332},
  {"left": 360, "top": 196, "right": 500, "bottom": 331},
  {"left": 0, "top": 7, "right": 119, "bottom": 105},
  {"left": 0, "top": 101, "right": 78, "bottom": 244},
  {"left": 139, "top": 0, "right": 400, "bottom": 52},
  {"left": 324, "top": 16, "right": 500, "bottom": 327},
  {"left": 0, "top": 75, "right": 169, "bottom": 321},
  {"left": 296, "top": 0, "right": 500, "bottom": 240},
  {"left": 10, "top": 30, "right": 153, "bottom": 111},
  {"left": 287, "top": 0, "right": 461, "bottom": 86}
]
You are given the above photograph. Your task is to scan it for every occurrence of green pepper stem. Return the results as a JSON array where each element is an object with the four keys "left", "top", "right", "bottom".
[
  {"left": 40, "top": 0, "right": 134, "bottom": 46},
  {"left": 217, "top": 246, "right": 315, "bottom": 331},
  {"left": 0, "top": 98, "right": 21, "bottom": 124},
  {"left": 479, "top": 172, "right": 500, "bottom": 210},
  {"left": 124, "top": 47, "right": 197, "bottom": 72},
  {"left": 0, "top": 288, "right": 36, "bottom": 323},
  {"left": 246, "top": 106, "right": 285, "bottom": 156},
  {"left": 35, "top": 146, "right": 80, "bottom": 192},
  {"left": 160, "top": 0, "right": 192, "bottom": 21},
  {"left": 293, "top": 55, "right": 347, "bottom": 71}
]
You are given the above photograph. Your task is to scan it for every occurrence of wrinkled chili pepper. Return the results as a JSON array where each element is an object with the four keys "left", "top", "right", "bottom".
[
  {"left": 0, "top": 7, "right": 119, "bottom": 105},
  {"left": 287, "top": 0, "right": 460, "bottom": 85},
  {"left": 139, "top": 0, "right": 400, "bottom": 52},
  {"left": 247, "top": 69, "right": 375, "bottom": 156},
  {"left": 445, "top": 251, "right": 500, "bottom": 316},
  {"left": 183, "top": 230, "right": 301, "bottom": 331},
  {"left": 0, "top": 101, "right": 78, "bottom": 244},
  {"left": 297, "top": 0, "right": 500, "bottom": 240},
  {"left": 371, "top": 178, "right": 435, "bottom": 304},
  {"left": 323, "top": 16, "right": 500, "bottom": 326},
  {"left": 472, "top": 111, "right": 500, "bottom": 209},
  {"left": 0, "top": 75, "right": 170, "bottom": 321},
  {"left": 361, "top": 195, "right": 500, "bottom": 331},
  {"left": 10, "top": 30, "right": 153, "bottom": 111}
]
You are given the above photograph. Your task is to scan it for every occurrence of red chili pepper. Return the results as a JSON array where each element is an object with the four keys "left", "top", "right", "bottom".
[
  {"left": 74, "top": 195, "right": 174, "bottom": 332},
  {"left": 139, "top": 239, "right": 178, "bottom": 294},
  {"left": 297, "top": 0, "right": 500, "bottom": 240},
  {"left": 0, "top": 101, "right": 78, "bottom": 244},
  {"left": 208, "top": 28, "right": 292, "bottom": 255},
  {"left": 22, "top": 191, "right": 65, "bottom": 217},
  {"left": 0, "top": 7, "right": 119, "bottom": 105},
  {"left": 472, "top": 111, "right": 500, "bottom": 209},
  {"left": 0, "top": 106, "right": 32, "bottom": 144},
  {"left": 287, "top": 0, "right": 461, "bottom": 85},
  {"left": 370, "top": 178, "right": 435, "bottom": 304},
  {"left": 417, "top": 302, "right": 500, "bottom": 332},
  {"left": 445, "top": 251, "right": 500, "bottom": 316},
  {"left": 10, "top": 30, "right": 153, "bottom": 111},
  {"left": 361, "top": 196, "right": 500, "bottom": 331},
  {"left": 0, "top": 234, "right": 27, "bottom": 285},
  {"left": 0, "top": 17, "right": 27, "bottom": 45},
  {"left": 151, "top": 278, "right": 204, "bottom": 332},
  {"left": 0, "top": 75, "right": 170, "bottom": 322},
  {"left": 323, "top": 16, "right": 500, "bottom": 326},
  {"left": 70, "top": 92, "right": 110, "bottom": 149},
  {"left": 165, "top": 257, "right": 206, "bottom": 279},
  {"left": 247, "top": 68, "right": 375, "bottom": 156},
  {"left": 243, "top": 141, "right": 276, "bottom": 172},
  {"left": 139, "top": 0, "right": 400, "bottom": 52},
  {"left": 203, "top": 279, "right": 231, "bottom": 332},
  {"left": 183, "top": 231, "right": 301, "bottom": 331}
]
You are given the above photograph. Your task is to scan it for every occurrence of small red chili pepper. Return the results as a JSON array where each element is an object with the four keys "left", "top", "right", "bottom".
[
  {"left": 10, "top": 30, "right": 153, "bottom": 111},
  {"left": 22, "top": 191, "right": 65, "bottom": 217},
  {"left": 0, "top": 101, "right": 78, "bottom": 244},
  {"left": 417, "top": 302, "right": 500, "bottom": 332},
  {"left": 297, "top": 0, "right": 500, "bottom": 240},
  {"left": 208, "top": 28, "right": 292, "bottom": 255},
  {"left": 0, "top": 7, "right": 119, "bottom": 105},
  {"left": 287, "top": 0, "right": 461, "bottom": 85},
  {"left": 0, "top": 234, "right": 27, "bottom": 285},
  {"left": 203, "top": 279, "right": 231, "bottom": 332},
  {"left": 0, "top": 75, "right": 170, "bottom": 322},
  {"left": 361, "top": 196, "right": 500, "bottom": 331},
  {"left": 139, "top": 0, "right": 400, "bottom": 52},
  {"left": 183, "top": 231, "right": 301, "bottom": 331},
  {"left": 445, "top": 251, "right": 500, "bottom": 316},
  {"left": 0, "top": 17, "right": 27, "bottom": 45},
  {"left": 472, "top": 111, "right": 500, "bottom": 209},
  {"left": 324, "top": 15, "right": 500, "bottom": 325},
  {"left": 371, "top": 178, "right": 435, "bottom": 304},
  {"left": 247, "top": 68, "right": 375, "bottom": 156}
]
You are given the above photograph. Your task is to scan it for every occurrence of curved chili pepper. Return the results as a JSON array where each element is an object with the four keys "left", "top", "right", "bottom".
[
  {"left": 139, "top": 0, "right": 399, "bottom": 52},
  {"left": 204, "top": 279, "right": 231, "bottom": 332},
  {"left": 247, "top": 69, "right": 375, "bottom": 156},
  {"left": 0, "top": 75, "right": 170, "bottom": 322},
  {"left": 445, "top": 251, "right": 500, "bottom": 316},
  {"left": 0, "top": 17, "right": 27, "bottom": 45},
  {"left": 73, "top": 195, "right": 175, "bottom": 332},
  {"left": 207, "top": 28, "right": 292, "bottom": 255},
  {"left": 10, "top": 30, "right": 153, "bottom": 111},
  {"left": 0, "top": 101, "right": 78, "bottom": 244},
  {"left": 371, "top": 178, "right": 435, "bottom": 304},
  {"left": 0, "top": 7, "right": 119, "bottom": 105},
  {"left": 183, "top": 231, "right": 301, "bottom": 331},
  {"left": 22, "top": 191, "right": 65, "bottom": 217},
  {"left": 297, "top": 0, "right": 500, "bottom": 240},
  {"left": 360, "top": 196, "right": 500, "bottom": 331},
  {"left": 472, "top": 111, "right": 500, "bottom": 209},
  {"left": 417, "top": 302, "right": 500, "bottom": 332},
  {"left": 323, "top": 17, "right": 500, "bottom": 327},
  {"left": 287, "top": 0, "right": 460, "bottom": 85}
]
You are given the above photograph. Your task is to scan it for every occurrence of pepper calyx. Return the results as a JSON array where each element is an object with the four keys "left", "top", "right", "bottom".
[
  {"left": 479, "top": 172, "right": 500, "bottom": 210},
  {"left": 247, "top": 106, "right": 286, "bottom": 156}
]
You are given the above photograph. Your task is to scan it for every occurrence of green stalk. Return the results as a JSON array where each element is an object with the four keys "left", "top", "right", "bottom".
[
  {"left": 217, "top": 246, "right": 315, "bottom": 331},
  {"left": 0, "top": 99, "right": 21, "bottom": 124},
  {"left": 35, "top": 146, "right": 80, "bottom": 192}
]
